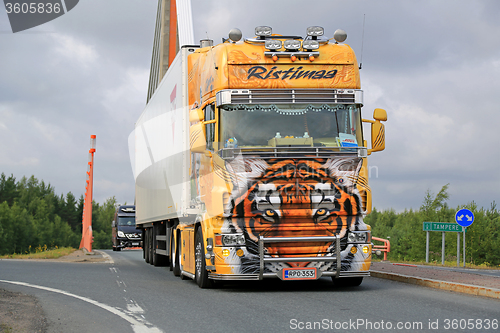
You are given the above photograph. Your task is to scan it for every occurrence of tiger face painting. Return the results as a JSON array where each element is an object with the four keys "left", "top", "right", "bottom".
[{"left": 220, "top": 155, "right": 371, "bottom": 276}]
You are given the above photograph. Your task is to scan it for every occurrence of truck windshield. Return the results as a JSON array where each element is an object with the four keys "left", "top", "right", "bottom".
[
  {"left": 118, "top": 217, "right": 135, "bottom": 226},
  {"left": 220, "top": 104, "right": 361, "bottom": 148}
]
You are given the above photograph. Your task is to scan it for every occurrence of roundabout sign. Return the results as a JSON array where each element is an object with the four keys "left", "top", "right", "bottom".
[{"left": 455, "top": 208, "right": 474, "bottom": 227}]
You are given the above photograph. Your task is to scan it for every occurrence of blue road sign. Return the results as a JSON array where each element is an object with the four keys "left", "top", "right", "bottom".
[{"left": 455, "top": 209, "right": 474, "bottom": 227}]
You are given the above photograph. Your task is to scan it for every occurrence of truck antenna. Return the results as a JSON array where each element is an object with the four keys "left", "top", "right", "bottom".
[{"left": 359, "top": 14, "right": 366, "bottom": 70}]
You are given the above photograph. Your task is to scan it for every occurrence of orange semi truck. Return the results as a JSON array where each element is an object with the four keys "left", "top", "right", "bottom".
[{"left": 132, "top": 26, "right": 386, "bottom": 288}]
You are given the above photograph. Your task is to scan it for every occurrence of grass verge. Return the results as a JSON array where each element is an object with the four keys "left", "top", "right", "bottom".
[{"left": 0, "top": 247, "right": 76, "bottom": 260}]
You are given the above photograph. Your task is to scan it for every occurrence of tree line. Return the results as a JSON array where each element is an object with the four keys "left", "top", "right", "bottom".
[
  {"left": 366, "top": 184, "right": 500, "bottom": 266},
  {"left": 1, "top": 174, "right": 498, "bottom": 267},
  {"left": 0, "top": 173, "right": 117, "bottom": 255}
]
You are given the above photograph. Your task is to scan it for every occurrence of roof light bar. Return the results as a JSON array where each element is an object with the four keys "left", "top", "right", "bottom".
[
  {"left": 255, "top": 26, "right": 272, "bottom": 37},
  {"left": 284, "top": 39, "right": 301, "bottom": 51},
  {"left": 302, "top": 40, "right": 319, "bottom": 50},
  {"left": 306, "top": 26, "right": 324, "bottom": 37},
  {"left": 265, "top": 39, "right": 282, "bottom": 50}
]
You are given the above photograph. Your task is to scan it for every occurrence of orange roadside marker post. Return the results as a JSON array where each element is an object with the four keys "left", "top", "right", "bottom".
[{"left": 80, "top": 135, "right": 96, "bottom": 252}]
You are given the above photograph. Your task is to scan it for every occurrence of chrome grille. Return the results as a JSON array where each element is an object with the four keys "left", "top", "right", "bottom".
[
  {"left": 126, "top": 233, "right": 141, "bottom": 240},
  {"left": 219, "top": 147, "right": 367, "bottom": 159},
  {"left": 217, "top": 89, "right": 363, "bottom": 106}
]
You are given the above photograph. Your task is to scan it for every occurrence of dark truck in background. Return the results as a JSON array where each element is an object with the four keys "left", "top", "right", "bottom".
[{"left": 112, "top": 205, "right": 142, "bottom": 251}]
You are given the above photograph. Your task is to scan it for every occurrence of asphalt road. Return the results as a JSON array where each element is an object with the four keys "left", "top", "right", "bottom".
[{"left": 1, "top": 250, "right": 499, "bottom": 333}]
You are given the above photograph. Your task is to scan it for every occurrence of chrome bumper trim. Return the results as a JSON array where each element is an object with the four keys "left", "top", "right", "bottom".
[{"left": 258, "top": 235, "right": 341, "bottom": 280}]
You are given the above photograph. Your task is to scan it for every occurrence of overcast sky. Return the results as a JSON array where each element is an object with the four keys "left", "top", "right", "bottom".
[{"left": 1, "top": 0, "right": 499, "bottom": 213}]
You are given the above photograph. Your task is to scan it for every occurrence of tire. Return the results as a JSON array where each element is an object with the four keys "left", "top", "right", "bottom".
[
  {"left": 170, "top": 231, "right": 181, "bottom": 276},
  {"left": 148, "top": 227, "right": 155, "bottom": 265},
  {"left": 194, "top": 228, "right": 214, "bottom": 288},
  {"left": 332, "top": 277, "right": 363, "bottom": 287},
  {"left": 112, "top": 246, "right": 117, "bottom": 251},
  {"left": 116, "top": 247, "right": 122, "bottom": 252}
]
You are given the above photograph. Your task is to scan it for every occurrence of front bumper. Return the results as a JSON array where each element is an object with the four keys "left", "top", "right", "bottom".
[
  {"left": 208, "top": 235, "right": 370, "bottom": 280},
  {"left": 117, "top": 238, "right": 142, "bottom": 248}
]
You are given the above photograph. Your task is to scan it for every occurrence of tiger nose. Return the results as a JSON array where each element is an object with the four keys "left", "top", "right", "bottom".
[{"left": 282, "top": 209, "right": 313, "bottom": 218}]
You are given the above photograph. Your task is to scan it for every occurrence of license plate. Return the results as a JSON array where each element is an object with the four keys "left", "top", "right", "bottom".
[
  {"left": 282, "top": 267, "right": 317, "bottom": 280},
  {"left": 132, "top": 242, "right": 140, "bottom": 246}
]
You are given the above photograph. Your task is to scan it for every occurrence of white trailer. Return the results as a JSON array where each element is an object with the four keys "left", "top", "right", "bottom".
[{"left": 132, "top": 47, "right": 199, "bottom": 266}]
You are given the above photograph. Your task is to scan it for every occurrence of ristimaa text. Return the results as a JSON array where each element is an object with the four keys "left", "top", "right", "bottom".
[{"left": 246, "top": 66, "right": 337, "bottom": 80}]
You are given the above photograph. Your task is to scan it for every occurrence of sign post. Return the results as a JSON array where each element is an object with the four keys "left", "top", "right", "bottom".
[
  {"left": 455, "top": 209, "right": 474, "bottom": 268},
  {"left": 423, "top": 222, "right": 463, "bottom": 265}
]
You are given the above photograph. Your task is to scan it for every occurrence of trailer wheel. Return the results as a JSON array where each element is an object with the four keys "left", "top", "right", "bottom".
[
  {"left": 195, "top": 228, "right": 214, "bottom": 288},
  {"left": 332, "top": 277, "right": 363, "bottom": 287},
  {"left": 148, "top": 227, "right": 155, "bottom": 265},
  {"left": 170, "top": 231, "right": 181, "bottom": 276}
]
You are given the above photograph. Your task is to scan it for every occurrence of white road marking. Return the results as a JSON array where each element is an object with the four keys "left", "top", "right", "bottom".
[
  {"left": 127, "top": 300, "right": 145, "bottom": 314},
  {"left": 0, "top": 279, "right": 162, "bottom": 333},
  {"left": 95, "top": 250, "right": 114, "bottom": 264}
]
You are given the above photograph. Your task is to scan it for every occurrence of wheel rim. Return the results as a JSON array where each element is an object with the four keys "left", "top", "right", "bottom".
[
  {"left": 171, "top": 237, "right": 176, "bottom": 269},
  {"left": 195, "top": 239, "right": 202, "bottom": 280}
]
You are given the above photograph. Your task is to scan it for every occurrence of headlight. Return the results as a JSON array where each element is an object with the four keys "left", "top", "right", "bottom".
[
  {"left": 302, "top": 40, "right": 319, "bottom": 50},
  {"left": 265, "top": 39, "right": 282, "bottom": 50},
  {"left": 215, "top": 234, "right": 246, "bottom": 246},
  {"left": 347, "top": 231, "right": 370, "bottom": 243},
  {"left": 284, "top": 39, "right": 301, "bottom": 50},
  {"left": 117, "top": 231, "right": 125, "bottom": 238},
  {"left": 306, "top": 26, "right": 324, "bottom": 37},
  {"left": 255, "top": 26, "right": 272, "bottom": 37}
]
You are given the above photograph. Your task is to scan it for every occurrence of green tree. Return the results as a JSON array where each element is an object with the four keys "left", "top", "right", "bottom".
[
  {"left": 0, "top": 202, "right": 14, "bottom": 254},
  {"left": 0, "top": 173, "right": 18, "bottom": 206}
]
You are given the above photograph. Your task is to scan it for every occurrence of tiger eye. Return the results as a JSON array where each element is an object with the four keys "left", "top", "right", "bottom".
[
  {"left": 317, "top": 209, "right": 327, "bottom": 215},
  {"left": 265, "top": 209, "right": 276, "bottom": 216}
]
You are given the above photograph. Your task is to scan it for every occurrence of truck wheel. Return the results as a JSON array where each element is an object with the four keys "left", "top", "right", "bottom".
[
  {"left": 332, "top": 277, "right": 363, "bottom": 287},
  {"left": 170, "top": 232, "right": 181, "bottom": 276},
  {"left": 148, "top": 227, "right": 155, "bottom": 265},
  {"left": 195, "top": 228, "right": 213, "bottom": 288}
]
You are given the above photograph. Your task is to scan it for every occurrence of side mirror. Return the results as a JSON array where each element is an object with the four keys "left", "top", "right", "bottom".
[
  {"left": 373, "top": 108, "right": 387, "bottom": 121},
  {"left": 363, "top": 108, "right": 387, "bottom": 155},
  {"left": 189, "top": 108, "right": 204, "bottom": 123},
  {"left": 190, "top": 122, "right": 207, "bottom": 153}
]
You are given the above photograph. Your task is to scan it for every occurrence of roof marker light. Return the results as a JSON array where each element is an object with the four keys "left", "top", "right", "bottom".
[
  {"left": 309, "top": 55, "right": 315, "bottom": 62},
  {"left": 291, "top": 54, "right": 297, "bottom": 62},
  {"left": 272, "top": 54, "right": 278, "bottom": 62}
]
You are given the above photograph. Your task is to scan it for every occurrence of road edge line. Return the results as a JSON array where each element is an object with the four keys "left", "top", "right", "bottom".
[
  {"left": 371, "top": 271, "right": 500, "bottom": 300},
  {"left": 0, "top": 279, "right": 162, "bottom": 333},
  {"left": 94, "top": 250, "right": 114, "bottom": 264}
]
